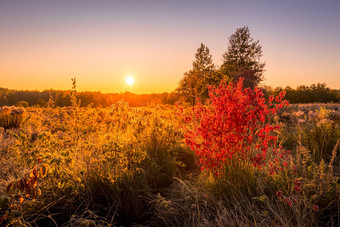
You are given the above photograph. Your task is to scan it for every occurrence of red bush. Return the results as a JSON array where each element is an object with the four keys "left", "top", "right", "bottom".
[{"left": 180, "top": 78, "right": 288, "bottom": 175}]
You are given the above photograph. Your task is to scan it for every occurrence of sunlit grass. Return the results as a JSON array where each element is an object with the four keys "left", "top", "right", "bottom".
[{"left": 0, "top": 101, "right": 339, "bottom": 226}]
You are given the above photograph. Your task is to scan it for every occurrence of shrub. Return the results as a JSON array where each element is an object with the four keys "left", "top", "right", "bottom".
[
  {"left": 180, "top": 78, "right": 288, "bottom": 176},
  {"left": 16, "top": 101, "right": 29, "bottom": 108},
  {"left": 0, "top": 106, "right": 25, "bottom": 130}
]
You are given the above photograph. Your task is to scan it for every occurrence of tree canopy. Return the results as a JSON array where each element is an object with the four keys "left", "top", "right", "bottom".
[
  {"left": 176, "top": 43, "right": 217, "bottom": 104},
  {"left": 221, "top": 26, "right": 265, "bottom": 88},
  {"left": 177, "top": 26, "right": 266, "bottom": 105}
]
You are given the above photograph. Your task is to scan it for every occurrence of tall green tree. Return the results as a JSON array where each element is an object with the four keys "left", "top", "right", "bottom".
[
  {"left": 221, "top": 26, "right": 265, "bottom": 88},
  {"left": 176, "top": 43, "right": 216, "bottom": 104}
]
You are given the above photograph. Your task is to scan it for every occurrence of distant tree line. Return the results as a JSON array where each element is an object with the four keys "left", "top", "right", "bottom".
[
  {"left": 262, "top": 84, "right": 340, "bottom": 103},
  {"left": 0, "top": 88, "right": 179, "bottom": 107},
  {"left": 0, "top": 84, "right": 338, "bottom": 108}
]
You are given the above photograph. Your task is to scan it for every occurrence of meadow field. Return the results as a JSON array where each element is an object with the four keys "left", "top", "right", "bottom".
[
  {"left": 2, "top": 1, "right": 340, "bottom": 226},
  {"left": 0, "top": 86, "right": 339, "bottom": 227}
]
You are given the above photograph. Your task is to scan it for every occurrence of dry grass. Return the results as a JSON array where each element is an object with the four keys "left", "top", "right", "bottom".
[{"left": 0, "top": 103, "right": 339, "bottom": 226}]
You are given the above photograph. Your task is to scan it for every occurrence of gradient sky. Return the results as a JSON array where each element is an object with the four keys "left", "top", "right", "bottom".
[{"left": 1, "top": 0, "right": 339, "bottom": 93}]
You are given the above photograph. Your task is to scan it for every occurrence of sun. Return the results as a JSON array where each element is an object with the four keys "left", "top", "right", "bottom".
[{"left": 126, "top": 76, "right": 134, "bottom": 86}]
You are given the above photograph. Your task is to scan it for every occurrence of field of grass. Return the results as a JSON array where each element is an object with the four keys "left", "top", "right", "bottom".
[{"left": 0, "top": 101, "right": 339, "bottom": 226}]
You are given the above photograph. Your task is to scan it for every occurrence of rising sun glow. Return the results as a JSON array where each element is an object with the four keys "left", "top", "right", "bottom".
[{"left": 126, "top": 76, "right": 134, "bottom": 86}]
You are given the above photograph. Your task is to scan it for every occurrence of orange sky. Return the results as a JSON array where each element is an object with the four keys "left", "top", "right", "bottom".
[{"left": 1, "top": 0, "right": 339, "bottom": 93}]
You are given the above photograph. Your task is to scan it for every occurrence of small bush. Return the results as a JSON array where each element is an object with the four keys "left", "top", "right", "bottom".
[{"left": 0, "top": 106, "right": 25, "bottom": 130}]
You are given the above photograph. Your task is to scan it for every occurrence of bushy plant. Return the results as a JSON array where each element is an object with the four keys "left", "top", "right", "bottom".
[
  {"left": 175, "top": 79, "right": 340, "bottom": 226},
  {"left": 0, "top": 106, "right": 25, "bottom": 130},
  {"left": 180, "top": 78, "right": 289, "bottom": 176}
]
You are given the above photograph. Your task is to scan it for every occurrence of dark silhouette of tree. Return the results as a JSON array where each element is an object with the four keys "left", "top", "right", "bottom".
[
  {"left": 55, "top": 92, "right": 72, "bottom": 107},
  {"left": 221, "top": 26, "right": 265, "bottom": 88},
  {"left": 309, "top": 83, "right": 337, "bottom": 103},
  {"left": 263, "top": 83, "right": 339, "bottom": 103},
  {"left": 37, "top": 99, "right": 47, "bottom": 107}
]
